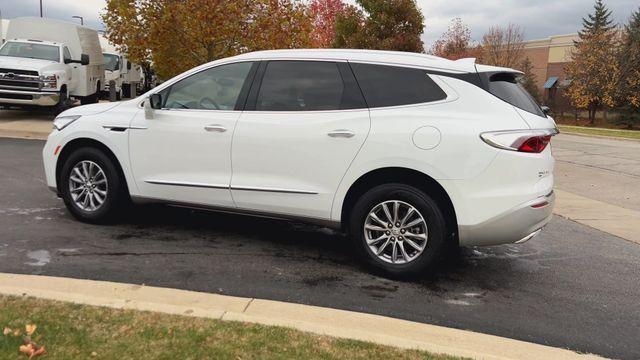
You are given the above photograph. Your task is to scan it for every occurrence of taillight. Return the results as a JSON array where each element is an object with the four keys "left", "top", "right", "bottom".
[
  {"left": 480, "top": 129, "right": 558, "bottom": 153},
  {"left": 516, "top": 135, "right": 552, "bottom": 153}
]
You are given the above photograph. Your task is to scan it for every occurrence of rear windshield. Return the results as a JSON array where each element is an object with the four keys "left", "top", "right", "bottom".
[
  {"left": 0, "top": 41, "right": 60, "bottom": 62},
  {"left": 483, "top": 72, "right": 544, "bottom": 117}
]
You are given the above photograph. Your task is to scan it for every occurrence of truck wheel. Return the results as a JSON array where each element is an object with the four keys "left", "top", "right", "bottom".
[
  {"left": 53, "top": 88, "right": 69, "bottom": 115},
  {"left": 349, "top": 184, "right": 447, "bottom": 278},
  {"left": 122, "top": 83, "right": 131, "bottom": 98},
  {"left": 60, "top": 147, "right": 127, "bottom": 223}
]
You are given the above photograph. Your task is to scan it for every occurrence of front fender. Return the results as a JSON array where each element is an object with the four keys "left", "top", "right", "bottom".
[{"left": 43, "top": 127, "right": 138, "bottom": 196}]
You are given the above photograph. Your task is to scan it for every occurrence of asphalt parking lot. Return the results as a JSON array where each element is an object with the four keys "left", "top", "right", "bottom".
[{"left": 0, "top": 137, "right": 639, "bottom": 359}]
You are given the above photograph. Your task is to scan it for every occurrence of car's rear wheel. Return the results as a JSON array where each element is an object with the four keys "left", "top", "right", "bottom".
[
  {"left": 60, "top": 147, "right": 125, "bottom": 223},
  {"left": 349, "top": 184, "right": 446, "bottom": 277}
]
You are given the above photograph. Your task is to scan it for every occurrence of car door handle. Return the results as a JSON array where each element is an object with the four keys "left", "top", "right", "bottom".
[
  {"left": 204, "top": 124, "right": 227, "bottom": 133},
  {"left": 327, "top": 129, "right": 355, "bottom": 138}
]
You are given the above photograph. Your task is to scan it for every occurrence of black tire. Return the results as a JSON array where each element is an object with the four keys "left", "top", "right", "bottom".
[
  {"left": 81, "top": 82, "right": 101, "bottom": 105},
  {"left": 52, "top": 88, "right": 69, "bottom": 115},
  {"left": 122, "top": 83, "right": 131, "bottom": 98},
  {"left": 349, "top": 184, "right": 447, "bottom": 277},
  {"left": 60, "top": 147, "right": 126, "bottom": 223}
]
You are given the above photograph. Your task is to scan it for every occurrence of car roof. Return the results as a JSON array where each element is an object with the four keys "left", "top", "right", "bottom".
[
  {"left": 230, "top": 49, "right": 518, "bottom": 74},
  {"left": 7, "top": 38, "right": 62, "bottom": 47}
]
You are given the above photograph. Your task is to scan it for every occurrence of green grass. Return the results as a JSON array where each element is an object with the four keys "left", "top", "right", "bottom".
[
  {"left": 0, "top": 295, "right": 463, "bottom": 360},
  {"left": 558, "top": 125, "right": 640, "bottom": 140}
]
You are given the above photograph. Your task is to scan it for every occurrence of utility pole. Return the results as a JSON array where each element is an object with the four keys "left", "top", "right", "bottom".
[{"left": 40, "top": 0, "right": 43, "bottom": 17}]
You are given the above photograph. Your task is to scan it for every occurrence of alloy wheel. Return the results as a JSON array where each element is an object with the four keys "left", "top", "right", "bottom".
[
  {"left": 364, "top": 200, "right": 428, "bottom": 264},
  {"left": 68, "top": 160, "right": 108, "bottom": 212}
]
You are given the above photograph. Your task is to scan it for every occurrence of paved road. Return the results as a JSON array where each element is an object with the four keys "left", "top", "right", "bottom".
[
  {"left": 1, "top": 138, "right": 639, "bottom": 359},
  {"left": 554, "top": 134, "right": 640, "bottom": 212}
]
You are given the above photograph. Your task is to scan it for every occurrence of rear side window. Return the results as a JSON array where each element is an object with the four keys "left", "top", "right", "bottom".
[
  {"left": 256, "top": 61, "right": 349, "bottom": 111},
  {"left": 485, "top": 72, "right": 544, "bottom": 117},
  {"left": 350, "top": 63, "right": 447, "bottom": 108}
]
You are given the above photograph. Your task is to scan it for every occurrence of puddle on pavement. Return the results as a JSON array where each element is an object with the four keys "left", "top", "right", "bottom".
[{"left": 25, "top": 250, "right": 50, "bottom": 266}]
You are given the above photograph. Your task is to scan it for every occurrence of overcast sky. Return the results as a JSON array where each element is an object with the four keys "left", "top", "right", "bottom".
[{"left": 1, "top": 0, "right": 638, "bottom": 48}]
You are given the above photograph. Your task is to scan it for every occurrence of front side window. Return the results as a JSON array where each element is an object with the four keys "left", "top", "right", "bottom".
[
  {"left": 0, "top": 41, "right": 60, "bottom": 62},
  {"left": 163, "top": 61, "right": 253, "bottom": 110},
  {"left": 256, "top": 61, "right": 345, "bottom": 111},
  {"left": 350, "top": 63, "right": 448, "bottom": 108},
  {"left": 484, "top": 72, "right": 545, "bottom": 117},
  {"left": 63, "top": 47, "right": 72, "bottom": 63},
  {"left": 103, "top": 53, "right": 120, "bottom": 71}
]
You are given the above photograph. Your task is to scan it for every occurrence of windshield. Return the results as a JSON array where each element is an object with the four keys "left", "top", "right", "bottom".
[
  {"left": 0, "top": 41, "right": 60, "bottom": 62},
  {"left": 103, "top": 53, "right": 120, "bottom": 71},
  {"left": 482, "top": 72, "right": 545, "bottom": 117}
]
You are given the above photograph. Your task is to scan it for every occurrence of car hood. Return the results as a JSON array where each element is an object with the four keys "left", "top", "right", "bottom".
[
  {"left": 58, "top": 102, "right": 122, "bottom": 117},
  {"left": 0, "top": 56, "right": 58, "bottom": 72}
]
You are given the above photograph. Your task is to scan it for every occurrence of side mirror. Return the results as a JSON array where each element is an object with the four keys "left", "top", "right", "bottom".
[
  {"left": 150, "top": 93, "right": 163, "bottom": 109},
  {"left": 80, "top": 54, "right": 90, "bottom": 66},
  {"left": 127, "top": 61, "right": 132, "bottom": 70},
  {"left": 541, "top": 106, "right": 551, "bottom": 116}
]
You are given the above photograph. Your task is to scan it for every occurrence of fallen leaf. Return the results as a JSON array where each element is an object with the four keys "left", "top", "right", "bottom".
[
  {"left": 30, "top": 345, "right": 46, "bottom": 358},
  {"left": 13, "top": 329, "right": 22, "bottom": 337},
  {"left": 19, "top": 344, "right": 34, "bottom": 356},
  {"left": 25, "top": 325, "right": 36, "bottom": 336},
  {"left": 3, "top": 327, "right": 11, "bottom": 336},
  {"left": 91, "top": 351, "right": 98, "bottom": 356}
]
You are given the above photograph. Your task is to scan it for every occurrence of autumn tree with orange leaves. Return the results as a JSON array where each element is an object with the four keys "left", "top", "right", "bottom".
[
  {"left": 565, "top": 0, "right": 620, "bottom": 124},
  {"left": 310, "top": 0, "right": 346, "bottom": 48},
  {"left": 102, "top": 0, "right": 312, "bottom": 79},
  {"left": 430, "top": 18, "right": 480, "bottom": 60}
]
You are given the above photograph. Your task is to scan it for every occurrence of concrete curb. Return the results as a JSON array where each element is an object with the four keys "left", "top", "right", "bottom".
[
  {"left": 0, "top": 273, "right": 604, "bottom": 360},
  {"left": 554, "top": 189, "right": 640, "bottom": 245},
  {"left": 558, "top": 129, "right": 640, "bottom": 143}
]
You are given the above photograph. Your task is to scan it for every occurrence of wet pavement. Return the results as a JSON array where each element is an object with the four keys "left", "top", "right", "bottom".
[{"left": 1, "top": 138, "right": 639, "bottom": 359}]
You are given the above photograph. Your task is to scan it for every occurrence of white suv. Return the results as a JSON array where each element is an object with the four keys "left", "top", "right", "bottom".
[{"left": 43, "top": 49, "right": 557, "bottom": 276}]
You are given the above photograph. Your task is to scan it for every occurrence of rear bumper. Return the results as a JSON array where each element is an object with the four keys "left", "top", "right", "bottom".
[
  {"left": 0, "top": 89, "right": 59, "bottom": 106},
  {"left": 458, "top": 191, "right": 555, "bottom": 246}
]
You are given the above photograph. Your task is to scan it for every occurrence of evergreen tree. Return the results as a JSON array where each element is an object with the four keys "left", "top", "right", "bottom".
[
  {"left": 333, "top": 0, "right": 425, "bottom": 52},
  {"left": 615, "top": 8, "right": 640, "bottom": 128},
  {"left": 518, "top": 57, "right": 541, "bottom": 103},
  {"left": 565, "top": 0, "right": 619, "bottom": 124},
  {"left": 580, "top": 0, "right": 615, "bottom": 35}
]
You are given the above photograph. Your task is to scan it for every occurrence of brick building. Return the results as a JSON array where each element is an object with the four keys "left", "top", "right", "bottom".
[{"left": 521, "top": 33, "right": 578, "bottom": 111}]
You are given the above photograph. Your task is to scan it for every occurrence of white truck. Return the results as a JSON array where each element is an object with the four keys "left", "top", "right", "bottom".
[
  {"left": 99, "top": 34, "right": 143, "bottom": 99},
  {"left": 0, "top": 17, "right": 104, "bottom": 113}
]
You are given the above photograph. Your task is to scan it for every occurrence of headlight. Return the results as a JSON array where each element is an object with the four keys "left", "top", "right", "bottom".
[
  {"left": 40, "top": 74, "right": 57, "bottom": 89},
  {"left": 53, "top": 115, "right": 81, "bottom": 131}
]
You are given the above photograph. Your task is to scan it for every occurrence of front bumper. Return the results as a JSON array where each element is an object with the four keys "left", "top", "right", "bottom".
[
  {"left": 0, "top": 89, "right": 59, "bottom": 106},
  {"left": 458, "top": 191, "right": 555, "bottom": 246}
]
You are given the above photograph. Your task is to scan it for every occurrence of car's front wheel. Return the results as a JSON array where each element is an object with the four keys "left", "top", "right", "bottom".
[
  {"left": 60, "top": 147, "right": 126, "bottom": 223},
  {"left": 349, "top": 184, "right": 447, "bottom": 277}
]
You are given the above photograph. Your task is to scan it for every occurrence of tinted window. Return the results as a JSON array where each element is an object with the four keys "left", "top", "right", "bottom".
[
  {"left": 63, "top": 47, "right": 72, "bottom": 63},
  {"left": 351, "top": 63, "right": 447, "bottom": 108},
  {"left": 485, "top": 72, "right": 544, "bottom": 117},
  {"left": 256, "top": 61, "right": 345, "bottom": 111},
  {"left": 164, "top": 62, "right": 253, "bottom": 110}
]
